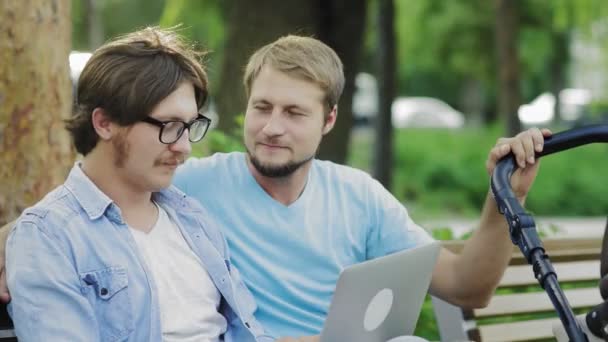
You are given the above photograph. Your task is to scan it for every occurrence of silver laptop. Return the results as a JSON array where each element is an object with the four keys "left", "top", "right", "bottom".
[{"left": 320, "top": 241, "right": 441, "bottom": 342}]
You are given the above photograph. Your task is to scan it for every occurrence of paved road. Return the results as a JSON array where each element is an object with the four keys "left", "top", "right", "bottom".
[{"left": 421, "top": 216, "right": 607, "bottom": 239}]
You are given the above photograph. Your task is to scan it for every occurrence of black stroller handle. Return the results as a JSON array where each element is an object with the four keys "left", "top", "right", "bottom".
[
  {"left": 492, "top": 124, "right": 608, "bottom": 199},
  {"left": 491, "top": 124, "right": 608, "bottom": 342}
]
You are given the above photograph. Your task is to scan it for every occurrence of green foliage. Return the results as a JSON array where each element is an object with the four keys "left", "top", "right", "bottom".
[
  {"left": 389, "top": 0, "right": 496, "bottom": 108},
  {"left": 430, "top": 227, "right": 454, "bottom": 241},
  {"left": 350, "top": 125, "right": 608, "bottom": 220},
  {"left": 159, "top": 0, "right": 226, "bottom": 87},
  {"left": 72, "top": 0, "right": 166, "bottom": 50},
  {"left": 413, "top": 295, "right": 440, "bottom": 340},
  {"left": 191, "top": 115, "right": 244, "bottom": 157}
]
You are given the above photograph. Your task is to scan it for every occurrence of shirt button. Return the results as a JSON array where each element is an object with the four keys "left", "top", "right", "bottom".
[{"left": 100, "top": 288, "right": 109, "bottom": 296}]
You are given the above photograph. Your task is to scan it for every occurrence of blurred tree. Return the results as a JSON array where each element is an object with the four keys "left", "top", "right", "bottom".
[
  {"left": 162, "top": 0, "right": 367, "bottom": 163},
  {"left": 85, "top": 0, "right": 104, "bottom": 49},
  {"left": 358, "top": 0, "right": 608, "bottom": 134},
  {"left": 72, "top": 0, "right": 166, "bottom": 50},
  {"left": 386, "top": 0, "right": 497, "bottom": 124},
  {"left": 374, "top": 0, "right": 396, "bottom": 188},
  {"left": 160, "top": 0, "right": 225, "bottom": 86},
  {"left": 495, "top": 0, "right": 522, "bottom": 136},
  {"left": 0, "top": 0, "right": 75, "bottom": 226}
]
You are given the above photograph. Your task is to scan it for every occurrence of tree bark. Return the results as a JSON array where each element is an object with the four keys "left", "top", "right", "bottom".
[
  {"left": 314, "top": 0, "right": 367, "bottom": 163},
  {"left": 216, "top": 0, "right": 366, "bottom": 163},
  {"left": 0, "top": 0, "right": 74, "bottom": 226},
  {"left": 373, "top": 0, "right": 395, "bottom": 188},
  {"left": 216, "top": 0, "right": 316, "bottom": 133},
  {"left": 495, "top": 0, "right": 522, "bottom": 136},
  {"left": 550, "top": 31, "right": 569, "bottom": 123},
  {"left": 86, "top": 0, "right": 104, "bottom": 50}
]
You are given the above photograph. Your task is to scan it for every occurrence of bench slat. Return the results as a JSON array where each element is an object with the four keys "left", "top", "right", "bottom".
[
  {"left": 499, "top": 260, "right": 600, "bottom": 287},
  {"left": 478, "top": 317, "right": 560, "bottom": 342},
  {"left": 435, "top": 236, "right": 605, "bottom": 342},
  {"left": 475, "top": 287, "right": 602, "bottom": 317}
]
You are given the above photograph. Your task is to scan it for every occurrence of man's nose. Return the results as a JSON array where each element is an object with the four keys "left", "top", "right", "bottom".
[
  {"left": 169, "top": 129, "right": 192, "bottom": 155},
  {"left": 262, "top": 110, "right": 286, "bottom": 136}
]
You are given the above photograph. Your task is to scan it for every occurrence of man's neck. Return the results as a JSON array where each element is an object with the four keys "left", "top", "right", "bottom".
[
  {"left": 246, "top": 156, "right": 312, "bottom": 206},
  {"left": 81, "top": 152, "right": 157, "bottom": 231}
]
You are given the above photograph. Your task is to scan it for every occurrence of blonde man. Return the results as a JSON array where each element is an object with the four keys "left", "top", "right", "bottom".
[{"left": 173, "top": 35, "right": 551, "bottom": 338}]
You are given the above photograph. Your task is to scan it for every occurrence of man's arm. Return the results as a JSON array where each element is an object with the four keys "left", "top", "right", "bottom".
[
  {"left": 429, "top": 127, "right": 551, "bottom": 308},
  {"left": 7, "top": 220, "right": 99, "bottom": 340}
]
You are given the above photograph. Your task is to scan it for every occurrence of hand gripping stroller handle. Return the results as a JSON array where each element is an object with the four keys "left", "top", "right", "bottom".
[
  {"left": 491, "top": 124, "right": 608, "bottom": 342},
  {"left": 492, "top": 124, "right": 608, "bottom": 204}
]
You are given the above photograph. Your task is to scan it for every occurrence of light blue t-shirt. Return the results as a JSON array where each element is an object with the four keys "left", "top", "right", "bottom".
[{"left": 174, "top": 152, "right": 433, "bottom": 338}]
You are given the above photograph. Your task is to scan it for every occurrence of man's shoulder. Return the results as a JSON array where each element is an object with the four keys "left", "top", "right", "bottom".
[
  {"left": 180, "top": 152, "right": 242, "bottom": 172},
  {"left": 313, "top": 159, "right": 375, "bottom": 184},
  {"left": 174, "top": 152, "right": 244, "bottom": 194},
  {"left": 20, "top": 185, "right": 76, "bottom": 220},
  {"left": 15, "top": 185, "right": 82, "bottom": 236}
]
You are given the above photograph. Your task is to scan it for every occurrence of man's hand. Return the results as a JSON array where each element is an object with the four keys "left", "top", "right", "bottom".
[
  {"left": 276, "top": 336, "right": 320, "bottom": 342},
  {"left": 0, "top": 221, "right": 13, "bottom": 303},
  {"left": 486, "top": 127, "right": 552, "bottom": 200}
]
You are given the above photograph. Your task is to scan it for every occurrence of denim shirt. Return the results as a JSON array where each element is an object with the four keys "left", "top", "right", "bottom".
[{"left": 6, "top": 164, "right": 273, "bottom": 342}]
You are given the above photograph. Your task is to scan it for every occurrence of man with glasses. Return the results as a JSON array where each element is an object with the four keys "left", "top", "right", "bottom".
[{"left": 4, "top": 27, "right": 274, "bottom": 341}]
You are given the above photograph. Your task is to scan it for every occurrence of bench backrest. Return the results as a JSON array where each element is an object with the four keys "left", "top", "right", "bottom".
[
  {"left": 433, "top": 237, "right": 603, "bottom": 342},
  {"left": 0, "top": 222, "right": 15, "bottom": 341},
  {"left": 0, "top": 303, "right": 14, "bottom": 341}
]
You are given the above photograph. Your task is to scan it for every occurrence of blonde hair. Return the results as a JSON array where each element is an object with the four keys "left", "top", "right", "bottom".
[{"left": 243, "top": 35, "right": 344, "bottom": 114}]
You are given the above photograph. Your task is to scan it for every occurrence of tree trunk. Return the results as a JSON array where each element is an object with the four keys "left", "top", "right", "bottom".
[
  {"left": 551, "top": 31, "right": 569, "bottom": 124},
  {"left": 373, "top": 0, "right": 395, "bottom": 188},
  {"left": 216, "top": 0, "right": 367, "bottom": 163},
  {"left": 495, "top": 0, "right": 522, "bottom": 136},
  {"left": 0, "top": 0, "right": 74, "bottom": 226},
  {"left": 86, "top": 0, "right": 104, "bottom": 50},
  {"left": 216, "top": 0, "right": 316, "bottom": 134},
  {"left": 314, "top": 0, "right": 367, "bottom": 163}
]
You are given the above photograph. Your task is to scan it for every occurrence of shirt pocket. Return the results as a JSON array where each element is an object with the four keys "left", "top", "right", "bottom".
[{"left": 79, "top": 266, "right": 133, "bottom": 341}]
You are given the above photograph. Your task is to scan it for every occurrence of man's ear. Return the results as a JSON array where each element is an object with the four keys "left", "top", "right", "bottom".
[
  {"left": 322, "top": 105, "right": 338, "bottom": 135},
  {"left": 91, "top": 108, "right": 115, "bottom": 140}
]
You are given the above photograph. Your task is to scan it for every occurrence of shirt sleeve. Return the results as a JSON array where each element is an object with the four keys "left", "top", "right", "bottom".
[
  {"left": 365, "top": 177, "right": 435, "bottom": 260},
  {"left": 7, "top": 220, "right": 100, "bottom": 341}
]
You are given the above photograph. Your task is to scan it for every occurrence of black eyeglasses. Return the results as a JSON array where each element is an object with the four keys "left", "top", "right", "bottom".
[{"left": 141, "top": 114, "right": 212, "bottom": 144}]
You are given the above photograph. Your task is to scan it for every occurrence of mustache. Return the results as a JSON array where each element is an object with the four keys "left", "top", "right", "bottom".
[
  {"left": 258, "top": 138, "right": 287, "bottom": 148},
  {"left": 154, "top": 155, "right": 186, "bottom": 166}
]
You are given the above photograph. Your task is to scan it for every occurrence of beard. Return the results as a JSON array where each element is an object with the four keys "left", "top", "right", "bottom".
[
  {"left": 112, "top": 130, "right": 130, "bottom": 168},
  {"left": 248, "top": 150, "right": 314, "bottom": 178}
]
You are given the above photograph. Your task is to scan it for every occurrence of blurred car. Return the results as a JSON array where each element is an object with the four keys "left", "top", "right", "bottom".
[
  {"left": 69, "top": 51, "right": 92, "bottom": 84},
  {"left": 352, "top": 72, "right": 379, "bottom": 126},
  {"left": 518, "top": 88, "right": 592, "bottom": 126},
  {"left": 391, "top": 97, "right": 465, "bottom": 129}
]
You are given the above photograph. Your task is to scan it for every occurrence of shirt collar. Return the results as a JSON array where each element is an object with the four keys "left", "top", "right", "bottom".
[
  {"left": 64, "top": 162, "right": 114, "bottom": 220},
  {"left": 64, "top": 162, "right": 191, "bottom": 221}
]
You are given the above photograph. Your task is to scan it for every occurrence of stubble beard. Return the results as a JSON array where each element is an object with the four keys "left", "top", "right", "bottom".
[{"left": 248, "top": 150, "right": 314, "bottom": 178}]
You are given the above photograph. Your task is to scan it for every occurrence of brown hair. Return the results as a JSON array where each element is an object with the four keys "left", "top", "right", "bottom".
[
  {"left": 243, "top": 35, "right": 344, "bottom": 115},
  {"left": 66, "top": 26, "right": 209, "bottom": 155}
]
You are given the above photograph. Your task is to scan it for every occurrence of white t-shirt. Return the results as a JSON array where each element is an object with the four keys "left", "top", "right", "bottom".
[{"left": 130, "top": 203, "right": 227, "bottom": 342}]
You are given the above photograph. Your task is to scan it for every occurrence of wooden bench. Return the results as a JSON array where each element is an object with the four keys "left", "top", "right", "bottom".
[{"left": 433, "top": 237, "right": 603, "bottom": 341}]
